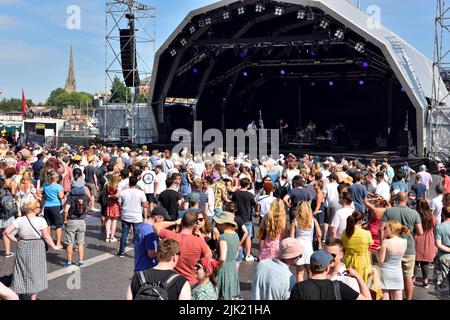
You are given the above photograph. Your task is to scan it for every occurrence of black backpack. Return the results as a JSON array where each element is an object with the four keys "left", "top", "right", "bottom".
[
  {"left": 71, "top": 195, "right": 87, "bottom": 217},
  {"left": 98, "top": 188, "right": 108, "bottom": 207},
  {"left": 0, "top": 189, "right": 18, "bottom": 219},
  {"left": 274, "top": 180, "right": 290, "bottom": 199},
  {"left": 134, "top": 271, "right": 181, "bottom": 300}
]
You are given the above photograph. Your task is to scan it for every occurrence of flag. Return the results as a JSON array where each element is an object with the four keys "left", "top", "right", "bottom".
[
  {"left": 259, "top": 109, "right": 264, "bottom": 129},
  {"left": 21, "top": 88, "right": 28, "bottom": 120}
]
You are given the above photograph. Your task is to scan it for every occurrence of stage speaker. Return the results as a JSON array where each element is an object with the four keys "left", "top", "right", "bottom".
[
  {"left": 120, "top": 128, "right": 130, "bottom": 142},
  {"left": 119, "top": 28, "right": 140, "bottom": 88},
  {"left": 399, "top": 145, "right": 408, "bottom": 157}
]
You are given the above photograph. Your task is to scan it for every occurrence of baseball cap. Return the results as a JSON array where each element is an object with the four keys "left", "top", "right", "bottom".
[
  {"left": 187, "top": 193, "right": 200, "bottom": 203},
  {"left": 152, "top": 206, "right": 171, "bottom": 221},
  {"left": 310, "top": 250, "right": 334, "bottom": 271},
  {"left": 279, "top": 238, "right": 304, "bottom": 260},
  {"left": 102, "top": 157, "right": 110, "bottom": 163}
]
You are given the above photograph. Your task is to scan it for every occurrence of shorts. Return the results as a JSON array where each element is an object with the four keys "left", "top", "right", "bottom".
[
  {"left": 236, "top": 246, "right": 244, "bottom": 263},
  {"left": 402, "top": 255, "right": 416, "bottom": 278},
  {"left": 315, "top": 211, "right": 324, "bottom": 225},
  {"left": 0, "top": 216, "right": 15, "bottom": 229},
  {"left": 86, "top": 183, "right": 98, "bottom": 199},
  {"left": 44, "top": 206, "right": 63, "bottom": 228},
  {"left": 64, "top": 219, "right": 86, "bottom": 245},
  {"left": 146, "top": 194, "right": 156, "bottom": 203},
  {"left": 244, "top": 221, "right": 254, "bottom": 238}
]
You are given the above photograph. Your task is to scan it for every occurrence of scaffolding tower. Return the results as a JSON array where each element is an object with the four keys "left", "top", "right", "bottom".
[
  {"left": 430, "top": 0, "right": 450, "bottom": 161},
  {"left": 102, "top": 0, "right": 156, "bottom": 144}
]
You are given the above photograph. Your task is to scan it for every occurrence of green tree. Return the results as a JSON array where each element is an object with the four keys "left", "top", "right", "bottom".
[
  {"left": 0, "top": 98, "right": 34, "bottom": 113},
  {"left": 110, "top": 76, "right": 132, "bottom": 103},
  {"left": 46, "top": 88, "right": 93, "bottom": 110}
]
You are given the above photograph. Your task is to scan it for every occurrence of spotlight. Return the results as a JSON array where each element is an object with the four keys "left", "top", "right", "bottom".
[
  {"left": 334, "top": 29, "right": 345, "bottom": 40},
  {"left": 359, "top": 80, "right": 365, "bottom": 85},
  {"left": 180, "top": 38, "right": 187, "bottom": 46},
  {"left": 255, "top": 4, "right": 265, "bottom": 13},
  {"left": 307, "top": 8, "right": 315, "bottom": 20},
  {"left": 223, "top": 11, "right": 231, "bottom": 20},
  {"left": 362, "top": 61, "right": 369, "bottom": 68},
  {"left": 192, "top": 68, "right": 199, "bottom": 74},
  {"left": 198, "top": 20, "right": 205, "bottom": 27},
  {"left": 355, "top": 42, "right": 365, "bottom": 53},
  {"left": 319, "top": 19, "right": 329, "bottom": 29},
  {"left": 242, "top": 71, "right": 248, "bottom": 77},
  {"left": 189, "top": 25, "right": 196, "bottom": 34},
  {"left": 240, "top": 47, "right": 248, "bottom": 59},
  {"left": 297, "top": 9, "right": 306, "bottom": 20},
  {"left": 280, "top": 69, "right": 286, "bottom": 75},
  {"left": 275, "top": 6, "right": 285, "bottom": 16},
  {"left": 401, "top": 87, "right": 406, "bottom": 92},
  {"left": 310, "top": 50, "right": 317, "bottom": 57},
  {"left": 311, "top": 81, "right": 316, "bottom": 86},
  {"left": 329, "top": 81, "right": 334, "bottom": 86},
  {"left": 169, "top": 49, "right": 177, "bottom": 57},
  {"left": 205, "top": 17, "right": 212, "bottom": 25},
  {"left": 237, "top": 7, "right": 245, "bottom": 15}
]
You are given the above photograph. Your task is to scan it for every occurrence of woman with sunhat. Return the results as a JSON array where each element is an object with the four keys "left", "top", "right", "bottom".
[
  {"left": 192, "top": 257, "right": 219, "bottom": 300},
  {"left": 213, "top": 211, "right": 241, "bottom": 300}
]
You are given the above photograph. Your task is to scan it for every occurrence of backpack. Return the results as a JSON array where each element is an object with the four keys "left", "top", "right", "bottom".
[
  {"left": 98, "top": 188, "right": 108, "bottom": 207},
  {"left": 134, "top": 271, "right": 181, "bottom": 300},
  {"left": 274, "top": 180, "right": 290, "bottom": 199},
  {"left": 0, "top": 189, "right": 18, "bottom": 219},
  {"left": 71, "top": 195, "right": 87, "bottom": 217}
]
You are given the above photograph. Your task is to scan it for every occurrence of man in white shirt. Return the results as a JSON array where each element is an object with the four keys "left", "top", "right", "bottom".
[
  {"left": 324, "top": 173, "right": 340, "bottom": 238},
  {"left": 254, "top": 160, "right": 268, "bottom": 192},
  {"left": 331, "top": 192, "right": 354, "bottom": 238},
  {"left": 118, "top": 176, "right": 148, "bottom": 257},
  {"left": 375, "top": 172, "right": 390, "bottom": 202},
  {"left": 418, "top": 165, "right": 433, "bottom": 191},
  {"left": 158, "top": 153, "right": 174, "bottom": 174},
  {"left": 431, "top": 185, "right": 445, "bottom": 224},
  {"left": 154, "top": 165, "right": 167, "bottom": 199},
  {"left": 137, "top": 162, "right": 159, "bottom": 214},
  {"left": 325, "top": 238, "right": 360, "bottom": 293},
  {"left": 118, "top": 169, "right": 130, "bottom": 193},
  {"left": 203, "top": 177, "right": 215, "bottom": 220}
]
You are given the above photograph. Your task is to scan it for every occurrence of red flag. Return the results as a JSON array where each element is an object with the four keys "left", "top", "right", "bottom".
[{"left": 22, "top": 88, "right": 27, "bottom": 120}]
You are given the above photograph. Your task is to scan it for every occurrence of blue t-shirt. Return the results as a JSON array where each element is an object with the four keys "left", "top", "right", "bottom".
[
  {"left": 435, "top": 221, "right": 450, "bottom": 256},
  {"left": 134, "top": 223, "right": 159, "bottom": 272},
  {"left": 43, "top": 183, "right": 63, "bottom": 207},
  {"left": 390, "top": 181, "right": 408, "bottom": 193},
  {"left": 411, "top": 183, "right": 427, "bottom": 199},
  {"left": 349, "top": 183, "right": 368, "bottom": 212}
]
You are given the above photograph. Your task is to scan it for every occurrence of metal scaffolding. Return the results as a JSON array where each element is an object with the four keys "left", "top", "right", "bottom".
[
  {"left": 430, "top": 0, "right": 450, "bottom": 161},
  {"left": 103, "top": 0, "right": 156, "bottom": 144}
]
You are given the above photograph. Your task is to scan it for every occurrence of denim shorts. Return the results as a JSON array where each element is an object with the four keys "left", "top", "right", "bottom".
[
  {"left": 236, "top": 246, "right": 244, "bottom": 263},
  {"left": 244, "top": 221, "right": 254, "bottom": 238}
]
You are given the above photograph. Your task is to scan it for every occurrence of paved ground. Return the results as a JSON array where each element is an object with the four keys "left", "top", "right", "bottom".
[{"left": 0, "top": 172, "right": 448, "bottom": 300}]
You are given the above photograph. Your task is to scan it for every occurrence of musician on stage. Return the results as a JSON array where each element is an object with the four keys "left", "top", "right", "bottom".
[{"left": 277, "top": 119, "right": 289, "bottom": 144}]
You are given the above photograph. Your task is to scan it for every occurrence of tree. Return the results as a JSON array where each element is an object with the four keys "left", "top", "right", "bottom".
[
  {"left": 110, "top": 76, "right": 132, "bottom": 103},
  {"left": 0, "top": 98, "right": 34, "bottom": 113},
  {"left": 46, "top": 88, "right": 93, "bottom": 110}
]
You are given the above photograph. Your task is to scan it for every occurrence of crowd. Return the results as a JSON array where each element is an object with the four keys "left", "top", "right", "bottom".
[{"left": 0, "top": 142, "right": 450, "bottom": 301}]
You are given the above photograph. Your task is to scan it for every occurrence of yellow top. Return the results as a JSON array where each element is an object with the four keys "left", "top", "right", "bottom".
[{"left": 341, "top": 226, "right": 373, "bottom": 283}]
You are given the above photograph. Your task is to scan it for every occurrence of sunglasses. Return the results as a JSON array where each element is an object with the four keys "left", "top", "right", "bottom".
[
  {"left": 330, "top": 253, "right": 337, "bottom": 258},
  {"left": 197, "top": 218, "right": 205, "bottom": 222}
]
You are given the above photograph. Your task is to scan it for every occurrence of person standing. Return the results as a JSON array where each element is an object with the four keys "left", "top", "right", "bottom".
[
  {"left": 289, "top": 250, "right": 371, "bottom": 300},
  {"left": 158, "top": 174, "right": 184, "bottom": 221},
  {"left": 84, "top": 155, "right": 100, "bottom": 212},
  {"left": 418, "top": 165, "right": 433, "bottom": 191},
  {"left": 251, "top": 237, "right": 304, "bottom": 300},
  {"left": 348, "top": 173, "right": 368, "bottom": 213},
  {"left": 341, "top": 211, "right": 373, "bottom": 283},
  {"left": 431, "top": 185, "right": 444, "bottom": 224},
  {"left": 41, "top": 170, "right": 64, "bottom": 249},
  {"left": 379, "top": 192, "right": 423, "bottom": 300},
  {"left": 137, "top": 161, "right": 158, "bottom": 215},
  {"left": 117, "top": 176, "right": 148, "bottom": 257},
  {"left": 231, "top": 178, "right": 256, "bottom": 261},
  {"left": 331, "top": 192, "right": 354, "bottom": 238},
  {"left": 413, "top": 200, "right": 436, "bottom": 288},
  {"left": 434, "top": 206, "right": 450, "bottom": 296},
  {"left": 377, "top": 220, "right": 408, "bottom": 300},
  {"left": 4, "top": 200, "right": 61, "bottom": 300},
  {"left": 258, "top": 199, "right": 288, "bottom": 260},
  {"left": 192, "top": 258, "right": 219, "bottom": 300}
]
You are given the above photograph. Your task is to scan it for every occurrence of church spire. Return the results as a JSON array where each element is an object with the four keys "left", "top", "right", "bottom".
[{"left": 65, "top": 45, "right": 76, "bottom": 93}]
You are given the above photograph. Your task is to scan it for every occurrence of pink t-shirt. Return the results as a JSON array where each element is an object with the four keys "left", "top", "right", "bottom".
[{"left": 159, "top": 229, "right": 211, "bottom": 285}]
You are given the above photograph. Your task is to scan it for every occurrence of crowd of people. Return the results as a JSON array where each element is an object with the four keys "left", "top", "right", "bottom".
[{"left": 0, "top": 143, "right": 450, "bottom": 301}]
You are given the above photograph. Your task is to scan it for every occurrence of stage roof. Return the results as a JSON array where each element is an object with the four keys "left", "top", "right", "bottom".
[{"left": 148, "top": 0, "right": 450, "bottom": 156}]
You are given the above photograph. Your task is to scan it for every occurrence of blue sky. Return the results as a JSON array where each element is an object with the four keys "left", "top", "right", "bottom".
[{"left": 0, "top": 0, "right": 436, "bottom": 103}]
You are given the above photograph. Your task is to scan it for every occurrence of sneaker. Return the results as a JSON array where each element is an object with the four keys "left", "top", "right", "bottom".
[
  {"left": 110, "top": 237, "right": 118, "bottom": 242},
  {"left": 244, "top": 255, "right": 255, "bottom": 262},
  {"left": 117, "top": 252, "right": 125, "bottom": 258},
  {"left": 77, "top": 262, "right": 85, "bottom": 268},
  {"left": 423, "top": 284, "right": 430, "bottom": 289},
  {"left": 89, "top": 207, "right": 101, "bottom": 213},
  {"left": 4, "top": 252, "right": 14, "bottom": 258},
  {"left": 64, "top": 262, "right": 73, "bottom": 268},
  {"left": 106, "top": 238, "right": 111, "bottom": 242}
]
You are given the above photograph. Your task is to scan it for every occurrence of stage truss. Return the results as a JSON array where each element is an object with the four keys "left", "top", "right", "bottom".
[
  {"left": 430, "top": 0, "right": 450, "bottom": 161},
  {"left": 103, "top": 0, "right": 156, "bottom": 144}
]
